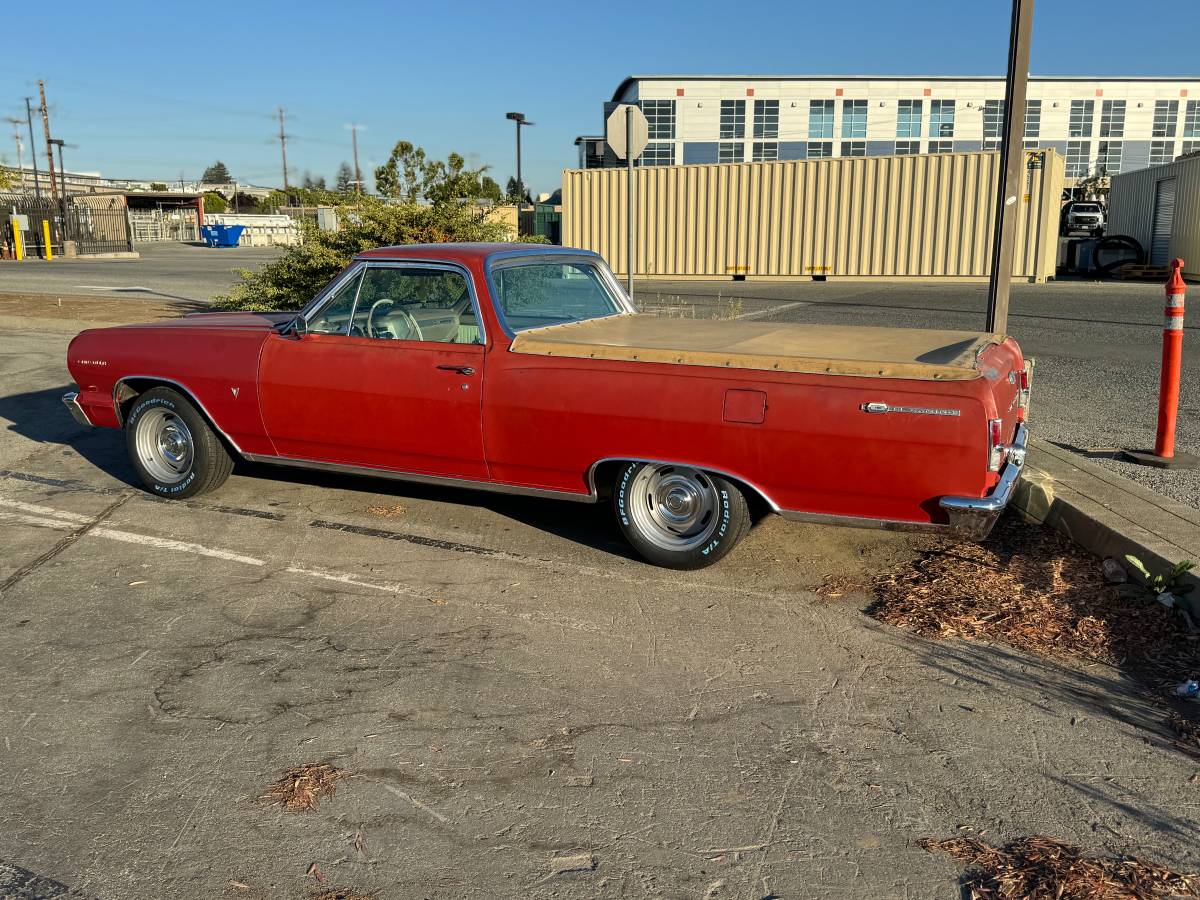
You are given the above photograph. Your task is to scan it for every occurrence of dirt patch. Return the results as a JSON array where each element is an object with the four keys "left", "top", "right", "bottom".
[
  {"left": 258, "top": 763, "right": 350, "bottom": 811},
  {"left": 0, "top": 291, "right": 197, "bottom": 323},
  {"left": 309, "top": 891, "right": 376, "bottom": 900},
  {"left": 869, "top": 516, "right": 1199, "bottom": 692},
  {"left": 365, "top": 504, "right": 406, "bottom": 518},
  {"left": 921, "top": 835, "right": 1200, "bottom": 899}
]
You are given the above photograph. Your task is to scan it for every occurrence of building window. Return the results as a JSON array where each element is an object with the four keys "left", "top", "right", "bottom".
[
  {"left": 640, "top": 143, "right": 675, "bottom": 166},
  {"left": 718, "top": 142, "right": 744, "bottom": 163},
  {"left": 1183, "top": 140, "right": 1200, "bottom": 156},
  {"left": 894, "top": 140, "right": 920, "bottom": 155},
  {"left": 809, "top": 100, "right": 834, "bottom": 139},
  {"left": 1150, "top": 141, "right": 1176, "bottom": 165},
  {"left": 842, "top": 99, "right": 867, "bottom": 138},
  {"left": 1022, "top": 139, "right": 1041, "bottom": 150},
  {"left": 806, "top": 141, "right": 833, "bottom": 158},
  {"left": 1183, "top": 101, "right": 1200, "bottom": 138},
  {"left": 928, "top": 140, "right": 953, "bottom": 154},
  {"left": 983, "top": 99, "right": 1005, "bottom": 144},
  {"left": 1099, "top": 100, "right": 1125, "bottom": 137},
  {"left": 753, "top": 100, "right": 779, "bottom": 139},
  {"left": 930, "top": 100, "right": 955, "bottom": 138},
  {"left": 752, "top": 141, "right": 778, "bottom": 162},
  {"left": 1069, "top": 100, "right": 1094, "bottom": 138},
  {"left": 719, "top": 100, "right": 745, "bottom": 139},
  {"left": 840, "top": 140, "right": 866, "bottom": 157},
  {"left": 1153, "top": 100, "right": 1179, "bottom": 138},
  {"left": 640, "top": 100, "right": 676, "bottom": 140},
  {"left": 1024, "top": 100, "right": 1041, "bottom": 138},
  {"left": 1065, "top": 140, "right": 1091, "bottom": 177},
  {"left": 1096, "top": 140, "right": 1123, "bottom": 175},
  {"left": 896, "top": 100, "right": 922, "bottom": 138}
]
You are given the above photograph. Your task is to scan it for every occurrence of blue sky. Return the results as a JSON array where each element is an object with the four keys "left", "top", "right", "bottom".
[{"left": 2, "top": 0, "right": 1195, "bottom": 194}]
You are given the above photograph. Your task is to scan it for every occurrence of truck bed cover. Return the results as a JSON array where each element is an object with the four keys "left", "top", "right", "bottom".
[{"left": 510, "top": 314, "right": 1001, "bottom": 381}]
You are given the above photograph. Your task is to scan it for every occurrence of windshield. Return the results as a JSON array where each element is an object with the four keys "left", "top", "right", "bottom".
[
  {"left": 490, "top": 260, "right": 626, "bottom": 333},
  {"left": 1074, "top": 204, "right": 1101, "bottom": 213}
]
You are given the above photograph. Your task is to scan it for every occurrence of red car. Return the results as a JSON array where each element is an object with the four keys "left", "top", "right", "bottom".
[{"left": 64, "top": 243, "right": 1029, "bottom": 569}]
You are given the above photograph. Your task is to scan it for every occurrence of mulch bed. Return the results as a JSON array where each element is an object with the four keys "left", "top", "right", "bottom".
[
  {"left": 868, "top": 515, "right": 1200, "bottom": 694},
  {"left": 921, "top": 836, "right": 1200, "bottom": 899}
]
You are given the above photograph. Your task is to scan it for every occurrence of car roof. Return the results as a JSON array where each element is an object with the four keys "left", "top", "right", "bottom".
[{"left": 355, "top": 243, "right": 600, "bottom": 263}]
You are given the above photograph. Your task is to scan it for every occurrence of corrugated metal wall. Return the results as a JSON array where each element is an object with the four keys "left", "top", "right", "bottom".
[
  {"left": 562, "top": 150, "right": 1063, "bottom": 282},
  {"left": 1108, "top": 154, "right": 1200, "bottom": 280}
]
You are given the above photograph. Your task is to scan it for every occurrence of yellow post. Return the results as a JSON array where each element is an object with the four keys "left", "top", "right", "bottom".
[
  {"left": 12, "top": 220, "right": 24, "bottom": 261},
  {"left": 42, "top": 220, "right": 53, "bottom": 260}
]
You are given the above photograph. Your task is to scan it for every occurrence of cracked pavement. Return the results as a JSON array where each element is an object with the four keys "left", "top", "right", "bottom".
[{"left": 0, "top": 315, "right": 1198, "bottom": 899}]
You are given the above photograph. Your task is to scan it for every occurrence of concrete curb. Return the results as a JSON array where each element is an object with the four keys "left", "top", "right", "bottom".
[{"left": 1013, "top": 438, "right": 1200, "bottom": 605}]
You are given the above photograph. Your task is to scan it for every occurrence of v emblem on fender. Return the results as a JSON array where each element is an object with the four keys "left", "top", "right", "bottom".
[{"left": 231, "top": 387, "right": 240, "bottom": 398}]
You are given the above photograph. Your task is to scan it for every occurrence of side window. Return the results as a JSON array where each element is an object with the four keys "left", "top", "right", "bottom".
[
  {"left": 308, "top": 269, "right": 362, "bottom": 335},
  {"left": 348, "top": 266, "right": 481, "bottom": 344}
]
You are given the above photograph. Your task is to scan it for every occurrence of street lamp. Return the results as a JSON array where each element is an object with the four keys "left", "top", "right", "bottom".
[{"left": 505, "top": 111, "right": 534, "bottom": 203}]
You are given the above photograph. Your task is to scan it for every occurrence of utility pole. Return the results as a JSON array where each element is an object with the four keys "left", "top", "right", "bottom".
[
  {"left": 5, "top": 118, "right": 25, "bottom": 192},
  {"left": 38, "top": 80, "right": 59, "bottom": 206},
  {"left": 277, "top": 107, "right": 290, "bottom": 197},
  {"left": 985, "top": 0, "right": 1035, "bottom": 334},
  {"left": 24, "top": 98, "right": 41, "bottom": 198},
  {"left": 49, "top": 138, "right": 67, "bottom": 201},
  {"left": 347, "top": 124, "right": 363, "bottom": 194}
]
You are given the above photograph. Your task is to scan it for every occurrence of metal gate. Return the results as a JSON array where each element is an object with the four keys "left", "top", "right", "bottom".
[
  {"left": 1150, "top": 178, "right": 1177, "bottom": 266},
  {"left": 3, "top": 197, "right": 133, "bottom": 256}
]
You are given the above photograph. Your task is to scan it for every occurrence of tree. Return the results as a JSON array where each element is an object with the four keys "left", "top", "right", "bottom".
[
  {"left": 149, "top": 182, "right": 169, "bottom": 191},
  {"left": 0, "top": 166, "right": 14, "bottom": 190},
  {"left": 335, "top": 162, "right": 355, "bottom": 193},
  {"left": 480, "top": 175, "right": 503, "bottom": 202},
  {"left": 374, "top": 141, "right": 428, "bottom": 202},
  {"left": 506, "top": 176, "right": 531, "bottom": 204},
  {"left": 215, "top": 195, "right": 545, "bottom": 312},
  {"left": 203, "top": 191, "right": 228, "bottom": 213},
  {"left": 374, "top": 141, "right": 501, "bottom": 205},
  {"left": 301, "top": 171, "right": 327, "bottom": 191},
  {"left": 201, "top": 161, "right": 231, "bottom": 184}
]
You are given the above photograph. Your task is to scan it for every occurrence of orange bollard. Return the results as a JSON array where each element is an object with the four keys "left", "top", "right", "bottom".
[
  {"left": 1124, "top": 258, "right": 1198, "bottom": 468},
  {"left": 1155, "top": 259, "right": 1186, "bottom": 458}
]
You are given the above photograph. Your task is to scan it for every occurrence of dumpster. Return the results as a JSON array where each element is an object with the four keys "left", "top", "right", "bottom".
[{"left": 200, "top": 224, "right": 245, "bottom": 248}]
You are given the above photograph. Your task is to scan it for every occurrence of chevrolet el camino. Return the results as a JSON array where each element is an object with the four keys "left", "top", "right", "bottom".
[{"left": 64, "top": 243, "right": 1029, "bottom": 569}]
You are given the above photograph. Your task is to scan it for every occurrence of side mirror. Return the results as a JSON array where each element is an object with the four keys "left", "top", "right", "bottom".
[{"left": 287, "top": 314, "right": 308, "bottom": 340}]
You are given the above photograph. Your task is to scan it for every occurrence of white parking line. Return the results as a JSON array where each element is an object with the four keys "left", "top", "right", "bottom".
[{"left": 0, "top": 497, "right": 95, "bottom": 524}]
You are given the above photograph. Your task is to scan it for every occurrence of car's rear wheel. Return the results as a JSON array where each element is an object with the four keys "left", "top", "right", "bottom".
[
  {"left": 613, "top": 462, "right": 750, "bottom": 569},
  {"left": 125, "top": 386, "right": 232, "bottom": 498}
]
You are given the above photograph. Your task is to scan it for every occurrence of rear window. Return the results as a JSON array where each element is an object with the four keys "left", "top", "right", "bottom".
[{"left": 491, "top": 261, "right": 625, "bottom": 333}]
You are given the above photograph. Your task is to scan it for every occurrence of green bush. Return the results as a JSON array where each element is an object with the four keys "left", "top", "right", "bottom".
[
  {"left": 213, "top": 197, "right": 546, "bottom": 312},
  {"left": 203, "top": 191, "right": 228, "bottom": 213}
]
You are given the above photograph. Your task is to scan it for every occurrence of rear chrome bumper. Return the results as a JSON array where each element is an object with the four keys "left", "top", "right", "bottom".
[
  {"left": 939, "top": 422, "right": 1028, "bottom": 540},
  {"left": 63, "top": 391, "right": 93, "bottom": 427}
]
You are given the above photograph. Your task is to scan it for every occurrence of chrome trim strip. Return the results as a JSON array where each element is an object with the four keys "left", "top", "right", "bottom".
[
  {"left": 583, "top": 457, "right": 781, "bottom": 512},
  {"left": 241, "top": 453, "right": 597, "bottom": 503},
  {"left": 778, "top": 509, "right": 948, "bottom": 534},
  {"left": 111, "top": 375, "right": 246, "bottom": 455},
  {"left": 63, "top": 391, "right": 92, "bottom": 427}
]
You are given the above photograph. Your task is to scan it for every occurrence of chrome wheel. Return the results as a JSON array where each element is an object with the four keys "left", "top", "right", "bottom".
[
  {"left": 134, "top": 407, "right": 194, "bottom": 484},
  {"left": 626, "top": 464, "right": 720, "bottom": 552}
]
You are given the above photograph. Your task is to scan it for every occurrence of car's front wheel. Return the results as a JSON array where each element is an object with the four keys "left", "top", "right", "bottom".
[
  {"left": 613, "top": 462, "right": 750, "bottom": 569},
  {"left": 125, "top": 386, "right": 233, "bottom": 498}
]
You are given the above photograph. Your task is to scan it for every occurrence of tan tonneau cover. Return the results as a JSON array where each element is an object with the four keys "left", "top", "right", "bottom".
[{"left": 510, "top": 314, "right": 1001, "bottom": 381}]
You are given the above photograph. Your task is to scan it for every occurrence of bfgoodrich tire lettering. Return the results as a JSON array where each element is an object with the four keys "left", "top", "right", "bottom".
[
  {"left": 613, "top": 461, "right": 750, "bottom": 569},
  {"left": 125, "top": 387, "right": 233, "bottom": 499}
]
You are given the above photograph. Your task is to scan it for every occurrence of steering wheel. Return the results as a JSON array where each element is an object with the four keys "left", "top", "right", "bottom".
[{"left": 367, "top": 298, "right": 423, "bottom": 341}]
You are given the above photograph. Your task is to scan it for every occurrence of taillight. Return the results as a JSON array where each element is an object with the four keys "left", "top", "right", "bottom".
[{"left": 988, "top": 418, "right": 1006, "bottom": 471}]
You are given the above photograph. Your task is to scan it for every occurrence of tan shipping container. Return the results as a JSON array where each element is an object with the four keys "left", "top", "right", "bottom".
[
  {"left": 562, "top": 149, "right": 1063, "bottom": 282},
  {"left": 1108, "top": 154, "right": 1200, "bottom": 280}
]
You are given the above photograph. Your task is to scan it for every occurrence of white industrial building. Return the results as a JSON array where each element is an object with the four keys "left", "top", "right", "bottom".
[{"left": 576, "top": 75, "right": 1200, "bottom": 181}]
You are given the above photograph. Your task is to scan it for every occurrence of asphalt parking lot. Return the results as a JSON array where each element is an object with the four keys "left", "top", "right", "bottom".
[{"left": 1, "top": 288, "right": 1198, "bottom": 896}]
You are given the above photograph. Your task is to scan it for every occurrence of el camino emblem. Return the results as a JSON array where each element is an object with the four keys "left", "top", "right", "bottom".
[{"left": 861, "top": 402, "right": 960, "bottom": 417}]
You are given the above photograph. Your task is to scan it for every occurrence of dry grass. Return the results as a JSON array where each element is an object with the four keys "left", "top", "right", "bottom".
[
  {"left": 258, "top": 763, "right": 350, "bottom": 811},
  {"left": 921, "top": 835, "right": 1200, "bottom": 899},
  {"left": 869, "top": 516, "right": 1199, "bottom": 691}
]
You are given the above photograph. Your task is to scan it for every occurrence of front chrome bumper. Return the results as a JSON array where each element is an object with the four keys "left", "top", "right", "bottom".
[
  {"left": 939, "top": 422, "right": 1028, "bottom": 540},
  {"left": 63, "top": 391, "right": 93, "bottom": 427}
]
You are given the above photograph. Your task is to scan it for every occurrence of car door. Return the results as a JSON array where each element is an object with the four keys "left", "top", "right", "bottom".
[{"left": 257, "top": 261, "right": 488, "bottom": 480}]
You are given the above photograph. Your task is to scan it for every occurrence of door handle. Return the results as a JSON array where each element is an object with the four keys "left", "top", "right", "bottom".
[{"left": 437, "top": 365, "right": 476, "bottom": 376}]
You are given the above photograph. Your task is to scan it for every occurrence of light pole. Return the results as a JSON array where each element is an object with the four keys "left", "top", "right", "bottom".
[{"left": 505, "top": 111, "right": 534, "bottom": 204}]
